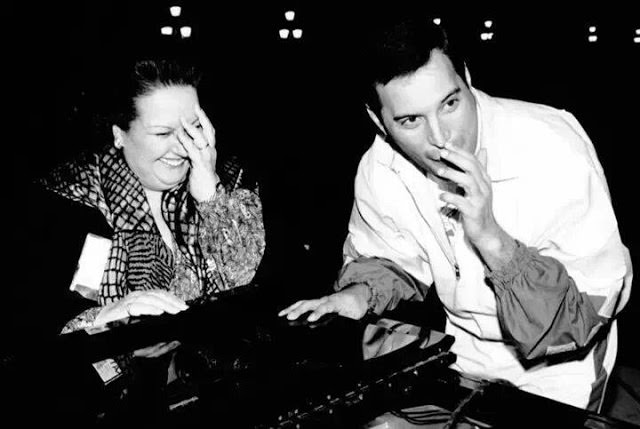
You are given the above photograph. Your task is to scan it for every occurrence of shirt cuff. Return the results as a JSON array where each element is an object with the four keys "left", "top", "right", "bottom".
[{"left": 484, "top": 240, "right": 533, "bottom": 291}]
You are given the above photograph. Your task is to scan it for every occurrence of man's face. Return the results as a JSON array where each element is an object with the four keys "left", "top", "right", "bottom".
[
  {"left": 118, "top": 85, "right": 201, "bottom": 192},
  {"left": 373, "top": 49, "right": 478, "bottom": 176}
]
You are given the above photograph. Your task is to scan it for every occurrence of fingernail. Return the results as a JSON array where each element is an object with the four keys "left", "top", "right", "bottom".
[{"left": 440, "top": 149, "right": 449, "bottom": 158}]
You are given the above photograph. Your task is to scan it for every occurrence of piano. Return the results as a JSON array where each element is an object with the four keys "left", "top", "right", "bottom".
[{"left": 1, "top": 284, "right": 634, "bottom": 428}]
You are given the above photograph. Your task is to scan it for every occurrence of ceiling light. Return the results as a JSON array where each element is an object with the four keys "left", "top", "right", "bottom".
[{"left": 180, "top": 26, "right": 191, "bottom": 38}]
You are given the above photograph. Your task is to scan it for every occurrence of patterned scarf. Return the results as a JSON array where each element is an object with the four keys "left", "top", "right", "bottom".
[{"left": 40, "top": 146, "right": 221, "bottom": 305}]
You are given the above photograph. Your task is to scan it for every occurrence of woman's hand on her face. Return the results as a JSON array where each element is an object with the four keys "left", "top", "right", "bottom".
[
  {"left": 94, "top": 290, "right": 189, "bottom": 326},
  {"left": 177, "top": 104, "right": 219, "bottom": 202}
]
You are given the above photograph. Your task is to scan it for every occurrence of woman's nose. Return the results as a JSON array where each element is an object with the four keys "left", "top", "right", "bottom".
[{"left": 171, "top": 131, "right": 188, "bottom": 156}]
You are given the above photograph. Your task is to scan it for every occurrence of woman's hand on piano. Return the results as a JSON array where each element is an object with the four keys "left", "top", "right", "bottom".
[
  {"left": 94, "top": 290, "right": 189, "bottom": 326},
  {"left": 278, "top": 284, "right": 370, "bottom": 322}
]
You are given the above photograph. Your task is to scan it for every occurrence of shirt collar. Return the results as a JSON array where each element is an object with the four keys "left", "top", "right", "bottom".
[{"left": 472, "top": 87, "right": 520, "bottom": 182}]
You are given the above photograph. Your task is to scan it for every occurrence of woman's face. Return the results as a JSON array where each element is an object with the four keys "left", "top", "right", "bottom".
[{"left": 116, "top": 85, "right": 201, "bottom": 192}]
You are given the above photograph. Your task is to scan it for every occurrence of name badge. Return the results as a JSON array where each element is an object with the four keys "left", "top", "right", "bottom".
[{"left": 70, "top": 233, "right": 112, "bottom": 301}]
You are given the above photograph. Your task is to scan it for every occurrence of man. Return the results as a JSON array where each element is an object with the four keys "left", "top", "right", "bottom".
[{"left": 279, "top": 17, "right": 632, "bottom": 410}]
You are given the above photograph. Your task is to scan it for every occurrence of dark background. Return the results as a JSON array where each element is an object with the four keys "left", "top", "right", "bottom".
[{"left": 7, "top": 3, "right": 638, "bottom": 365}]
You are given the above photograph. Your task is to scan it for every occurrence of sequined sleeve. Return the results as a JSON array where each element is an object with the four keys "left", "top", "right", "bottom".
[
  {"left": 60, "top": 306, "right": 101, "bottom": 334},
  {"left": 196, "top": 186, "right": 265, "bottom": 290}
]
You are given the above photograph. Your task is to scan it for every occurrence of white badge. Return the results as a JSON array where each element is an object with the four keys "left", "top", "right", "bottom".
[
  {"left": 70, "top": 233, "right": 112, "bottom": 301},
  {"left": 92, "top": 358, "right": 122, "bottom": 385}
]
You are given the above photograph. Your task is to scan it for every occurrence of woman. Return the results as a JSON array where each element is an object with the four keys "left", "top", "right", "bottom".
[{"left": 37, "top": 58, "right": 265, "bottom": 332}]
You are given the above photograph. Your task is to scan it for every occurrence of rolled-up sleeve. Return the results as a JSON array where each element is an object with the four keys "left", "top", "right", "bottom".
[
  {"left": 335, "top": 256, "right": 429, "bottom": 315},
  {"left": 488, "top": 133, "right": 632, "bottom": 360},
  {"left": 487, "top": 240, "right": 608, "bottom": 360}
]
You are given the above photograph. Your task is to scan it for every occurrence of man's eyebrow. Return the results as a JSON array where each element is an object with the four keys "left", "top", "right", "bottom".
[{"left": 441, "top": 87, "right": 461, "bottom": 104}]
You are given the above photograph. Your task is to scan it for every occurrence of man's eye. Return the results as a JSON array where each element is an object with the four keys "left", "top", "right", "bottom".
[
  {"left": 155, "top": 132, "right": 172, "bottom": 137},
  {"left": 444, "top": 98, "right": 459, "bottom": 111},
  {"left": 400, "top": 116, "right": 422, "bottom": 129}
]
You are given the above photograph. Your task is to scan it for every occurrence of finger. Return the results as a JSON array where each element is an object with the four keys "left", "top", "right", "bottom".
[
  {"left": 439, "top": 192, "right": 472, "bottom": 214},
  {"left": 134, "top": 340, "right": 181, "bottom": 358},
  {"left": 180, "top": 117, "right": 208, "bottom": 150},
  {"left": 286, "top": 298, "right": 327, "bottom": 320},
  {"left": 195, "top": 104, "right": 216, "bottom": 148},
  {"left": 176, "top": 127, "right": 203, "bottom": 163},
  {"left": 146, "top": 290, "right": 189, "bottom": 311},
  {"left": 435, "top": 165, "right": 474, "bottom": 193},
  {"left": 307, "top": 302, "right": 337, "bottom": 322},
  {"left": 127, "top": 301, "right": 165, "bottom": 317},
  {"left": 133, "top": 342, "right": 168, "bottom": 357},
  {"left": 440, "top": 148, "right": 487, "bottom": 193},
  {"left": 278, "top": 300, "right": 306, "bottom": 317},
  {"left": 440, "top": 146, "right": 477, "bottom": 174},
  {"left": 130, "top": 293, "right": 186, "bottom": 315}
]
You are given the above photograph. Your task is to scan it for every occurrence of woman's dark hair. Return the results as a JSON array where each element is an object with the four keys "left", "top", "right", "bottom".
[
  {"left": 110, "top": 58, "right": 202, "bottom": 131},
  {"left": 362, "top": 16, "right": 468, "bottom": 113}
]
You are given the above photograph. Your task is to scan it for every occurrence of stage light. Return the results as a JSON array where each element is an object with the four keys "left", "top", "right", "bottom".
[
  {"left": 634, "top": 36, "right": 640, "bottom": 43},
  {"left": 433, "top": 18, "right": 441, "bottom": 25},
  {"left": 588, "top": 26, "right": 596, "bottom": 33},
  {"left": 161, "top": 26, "right": 173, "bottom": 36},
  {"left": 635, "top": 29, "right": 640, "bottom": 35},
  {"left": 484, "top": 20, "right": 493, "bottom": 28},
  {"left": 588, "top": 35, "right": 598, "bottom": 42},
  {"left": 480, "top": 32, "right": 494, "bottom": 41},
  {"left": 292, "top": 29, "right": 303, "bottom": 39},
  {"left": 285, "top": 10, "right": 295, "bottom": 21},
  {"left": 279, "top": 28, "right": 290, "bottom": 39},
  {"left": 180, "top": 26, "right": 191, "bottom": 38},
  {"left": 170, "top": 6, "right": 181, "bottom": 17}
]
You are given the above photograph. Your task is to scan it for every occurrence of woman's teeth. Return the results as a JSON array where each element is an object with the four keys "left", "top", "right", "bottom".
[{"left": 160, "top": 158, "right": 186, "bottom": 167}]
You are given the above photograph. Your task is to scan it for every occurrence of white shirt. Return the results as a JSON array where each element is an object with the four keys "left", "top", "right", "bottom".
[{"left": 343, "top": 88, "right": 632, "bottom": 408}]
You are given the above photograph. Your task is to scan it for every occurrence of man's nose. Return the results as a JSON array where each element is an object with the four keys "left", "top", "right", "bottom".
[{"left": 427, "top": 120, "right": 450, "bottom": 148}]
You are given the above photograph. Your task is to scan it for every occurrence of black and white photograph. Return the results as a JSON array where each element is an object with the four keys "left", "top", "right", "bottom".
[{"left": 4, "top": 2, "right": 639, "bottom": 427}]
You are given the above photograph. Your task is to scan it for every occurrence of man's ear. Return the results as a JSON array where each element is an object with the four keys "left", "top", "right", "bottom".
[
  {"left": 112, "top": 125, "right": 124, "bottom": 149},
  {"left": 365, "top": 104, "right": 387, "bottom": 137}
]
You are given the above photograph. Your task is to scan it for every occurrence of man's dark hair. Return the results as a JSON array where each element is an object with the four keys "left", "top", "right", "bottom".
[{"left": 362, "top": 16, "right": 468, "bottom": 113}]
